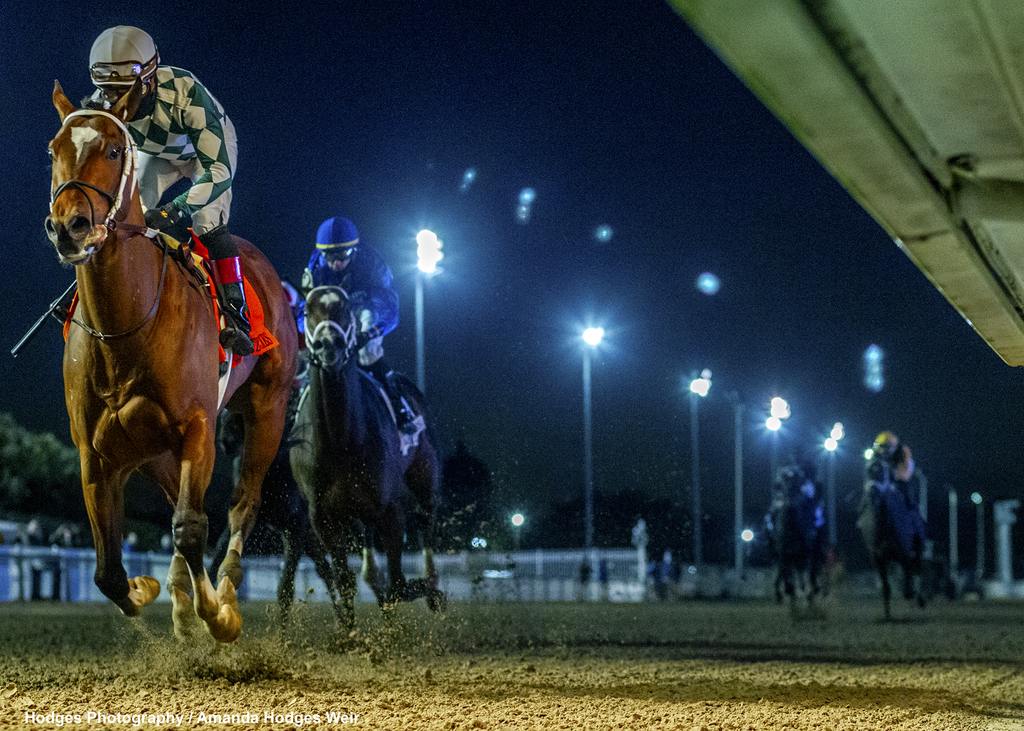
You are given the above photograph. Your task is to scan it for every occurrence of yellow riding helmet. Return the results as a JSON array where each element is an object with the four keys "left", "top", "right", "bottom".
[{"left": 872, "top": 431, "right": 899, "bottom": 456}]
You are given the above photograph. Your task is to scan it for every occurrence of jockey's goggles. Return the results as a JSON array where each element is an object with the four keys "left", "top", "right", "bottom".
[
  {"left": 90, "top": 55, "right": 158, "bottom": 87},
  {"left": 323, "top": 247, "right": 358, "bottom": 263}
]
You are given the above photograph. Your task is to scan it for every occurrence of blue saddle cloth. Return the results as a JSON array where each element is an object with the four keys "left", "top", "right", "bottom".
[{"left": 872, "top": 482, "right": 927, "bottom": 560}]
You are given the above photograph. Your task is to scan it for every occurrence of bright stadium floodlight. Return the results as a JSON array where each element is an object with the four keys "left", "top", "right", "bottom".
[
  {"left": 830, "top": 422, "right": 845, "bottom": 441},
  {"left": 824, "top": 436, "right": 838, "bottom": 452},
  {"left": 416, "top": 229, "right": 444, "bottom": 274},
  {"left": 510, "top": 512, "right": 525, "bottom": 528},
  {"left": 741, "top": 528, "right": 755, "bottom": 543},
  {"left": 765, "top": 415, "right": 782, "bottom": 432},
  {"left": 769, "top": 396, "right": 791, "bottom": 420},
  {"left": 581, "top": 327, "right": 605, "bottom": 348},
  {"left": 689, "top": 369, "right": 712, "bottom": 398}
]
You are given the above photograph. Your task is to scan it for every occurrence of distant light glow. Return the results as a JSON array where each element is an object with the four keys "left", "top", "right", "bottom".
[
  {"left": 689, "top": 368, "right": 712, "bottom": 398},
  {"left": 765, "top": 415, "right": 782, "bottom": 432},
  {"left": 516, "top": 204, "right": 531, "bottom": 223},
  {"left": 741, "top": 529, "right": 755, "bottom": 543},
  {"left": 470, "top": 536, "right": 488, "bottom": 549},
  {"left": 971, "top": 492, "right": 983, "bottom": 505},
  {"left": 510, "top": 512, "right": 525, "bottom": 528},
  {"left": 459, "top": 167, "right": 477, "bottom": 193},
  {"left": 769, "top": 397, "right": 791, "bottom": 420},
  {"left": 696, "top": 272, "right": 721, "bottom": 296},
  {"left": 518, "top": 188, "right": 536, "bottom": 205},
  {"left": 416, "top": 229, "right": 444, "bottom": 274},
  {"left": 830, "top": 422, "right": 845, "bottom": 441},
  {"left": 864, "top": 344, "right": 884, "bottom": 392},
  {"left": 581, "top": 327, "right": 605, "bottom": 347},
  {"left": 824, "top": 437, "right": 838, "bottom": 452},
  {"left": 594, "top": 224, "right": 614, "bottom": 243},
  {"left": 864, "top": 448, "right": 874, "bottom": 460}
]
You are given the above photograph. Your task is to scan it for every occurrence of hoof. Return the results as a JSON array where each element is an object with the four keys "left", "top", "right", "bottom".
[
  {"left": 171, "top": 587, "right": 203, "bottom": 642},
  {"left": 202, "top": 577, "right": 242, "bottom": 644},
  {"left": 427, "top": 589, "right": 447, "bottom": 613},
  {"left": 127, "top": 576, "right": 161, "bottom": 611}
]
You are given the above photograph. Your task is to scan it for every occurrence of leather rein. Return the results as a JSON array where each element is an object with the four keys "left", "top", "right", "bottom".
[{"left": 51, "top": 109, "right": 167, "bottom": 341}]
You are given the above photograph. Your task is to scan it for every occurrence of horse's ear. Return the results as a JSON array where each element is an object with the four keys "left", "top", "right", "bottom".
[
  {"left": 52, "top": 81, "right": 75, "bottom": 121},
  {"left": 111, "top": 78, "right": 145, "bottom": 122}
]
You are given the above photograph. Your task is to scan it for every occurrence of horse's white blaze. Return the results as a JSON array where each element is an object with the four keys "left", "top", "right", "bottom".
[{"left": 70, "top": 126, "right": 100, "bottom": 164}]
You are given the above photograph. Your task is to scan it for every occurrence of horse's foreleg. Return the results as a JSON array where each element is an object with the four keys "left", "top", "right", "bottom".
[
  {"left": 878, "top": 559, "right": 892, "bottom": 620},
  {"left": 277, "top": 528, "right": 300, "bottom": 623},
  {"left": 315, "top": 516, "right": 356, "bottom": 628},
  {"left": 173, "top": 415, "right": 240, "bottom": 643},
  {"left": 81, "top": 453, "right": 158, "bottom": 615}
]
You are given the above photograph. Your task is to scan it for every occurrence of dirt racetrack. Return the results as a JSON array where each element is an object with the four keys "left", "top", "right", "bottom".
[{"left": 1, "top": 596, "right": 1022, "bottom": 729}]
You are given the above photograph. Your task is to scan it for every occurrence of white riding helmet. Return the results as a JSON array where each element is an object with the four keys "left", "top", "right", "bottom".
[{"left": 89, "top": 26, "right": 159, "bottom": 88}]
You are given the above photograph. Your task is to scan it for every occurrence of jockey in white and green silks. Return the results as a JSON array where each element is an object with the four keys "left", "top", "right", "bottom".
[{"left": 85, "top": 25, "right": 253, "bottom": 355}]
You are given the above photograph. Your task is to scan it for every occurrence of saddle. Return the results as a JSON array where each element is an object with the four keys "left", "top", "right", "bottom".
[{"left": 62, "top": 231, "right": 279, "bottom": 370}]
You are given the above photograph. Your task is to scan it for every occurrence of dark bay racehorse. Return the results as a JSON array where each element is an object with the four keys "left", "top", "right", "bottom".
[
  {"left": 214, "top": 398, "right": 342, "bottom": 622},
  {"left": 291, "top": 286, "right": 443, "bottom": 627},
  {"left": 45, "top": 80, "right": 296, "bottom": 642},
  {"left": 857, "top": 459, "right": 927, "bottom": 619},
  {"left": 767, "top": 464, "right": 826, "bottom": 609}
]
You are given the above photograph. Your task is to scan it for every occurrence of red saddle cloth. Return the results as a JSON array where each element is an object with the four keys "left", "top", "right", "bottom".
[{"left": 63, "top": 232, "right": 278, "bottom": 367}]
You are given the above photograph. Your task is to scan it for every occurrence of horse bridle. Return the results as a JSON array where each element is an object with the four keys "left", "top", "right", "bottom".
[
  {"left": 51, "top": 109, "right": 168, "bottom": 341},
  {"left": 305, "top": 287, "right": 359, "bottom": 369}
]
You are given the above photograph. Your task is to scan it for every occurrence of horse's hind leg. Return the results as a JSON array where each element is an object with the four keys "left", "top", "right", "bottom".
[
  {"left": 217, "top": 387, "right": 286, "bottom": 589},
  {"left": 81, "top": 455, "right": 159, "bottom": 615},
  {"left": 173, "top": 414, "right": 241, "bottom": 643}
]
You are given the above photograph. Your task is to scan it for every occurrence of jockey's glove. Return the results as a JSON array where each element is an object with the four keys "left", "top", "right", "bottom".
[
  {"left": 144, "top": 202, "right": 187, "bottom": 232},
  {"left": 356, "top": 325, "right": 383, "bottom": 349}
]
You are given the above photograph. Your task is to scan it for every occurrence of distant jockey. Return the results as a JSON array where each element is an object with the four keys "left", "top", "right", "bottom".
[
  {"left": 865, "top": 431, "right": 927, "bottom": 562},
  {"left": 84, "top": 26, "right": 252, "bottom": 355},
  {"left": 300, "top": 216, "right": 415, "bottom": 434}
]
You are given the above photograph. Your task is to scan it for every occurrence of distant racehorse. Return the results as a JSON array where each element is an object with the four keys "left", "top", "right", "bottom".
[
  {"left": 857, "top": 448, "right": 927, "bottom": 620},
  {"left": 767, "top": 465, "right": 826, "bottom": 609},
  {"left": 45, "top": 80, "right": 296, "bottom": 642},
  {"left": 291, "top": 286, "right": 444, "bottom": 627}
]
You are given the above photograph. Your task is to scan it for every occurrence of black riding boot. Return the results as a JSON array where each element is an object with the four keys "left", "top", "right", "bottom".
[
  {"left": 367, "top": 360, "right": 417, "bottom": 434},
  {"left": 201, "top": 225, "right": 254, "bottom": 356}
]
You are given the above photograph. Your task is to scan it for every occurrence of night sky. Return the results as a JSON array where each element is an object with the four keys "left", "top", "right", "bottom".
[{"left": 3, "top": 0, "right": 1023, "bottom": 561}]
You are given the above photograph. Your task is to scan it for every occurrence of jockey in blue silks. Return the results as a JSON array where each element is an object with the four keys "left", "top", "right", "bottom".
[{"left": 299, "top": 216, "right": 415, "bottom": 433}]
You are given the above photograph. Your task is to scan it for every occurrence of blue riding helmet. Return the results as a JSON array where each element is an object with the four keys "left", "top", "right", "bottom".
[{"left": 315, "top": 216, "right": 360, "bottom": 261}]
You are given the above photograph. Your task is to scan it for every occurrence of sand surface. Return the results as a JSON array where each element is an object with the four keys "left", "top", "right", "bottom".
[{"left": 0, "top": 597, "right": 1021, "bottom": 729}]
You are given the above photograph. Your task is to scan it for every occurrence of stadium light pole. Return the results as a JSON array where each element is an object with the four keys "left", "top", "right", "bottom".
[
  {"left": 972, "top": 491, "right": 984, "bottom": 583},
  {"left": 823, "top": 422, "right": 844, "bottom": 546},
  {"left": 688, "top": 370, "right": 711, "bottom": 570},
  {"left": 415, "top": 229, "right": 444, "bottom": 394},
  {"left": 727, "top": 392, "right": 745, "bottom": 575},
  {"left": 948, "top": 486, "right": 959, "bottom": 584},
  {"left": 581, "top": 327, "right": 605, "bottom": 556},
  {"left": 510, "top": 512, "right": 525, "bottom": 550}
]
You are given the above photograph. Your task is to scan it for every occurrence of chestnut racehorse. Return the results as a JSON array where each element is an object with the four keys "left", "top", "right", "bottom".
[{"left": 44, "top": 79, "right": 296, "bottom": 643}]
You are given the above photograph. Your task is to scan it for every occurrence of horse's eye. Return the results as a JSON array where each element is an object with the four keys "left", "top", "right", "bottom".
[
  {"left": 46, "top": 148, "right": 53, "bottom": 160},
  {"left": 107, "top": 146, "right": 122, "bottom": 160}
]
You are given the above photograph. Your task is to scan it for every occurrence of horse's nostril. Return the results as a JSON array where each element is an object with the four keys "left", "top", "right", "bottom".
[{"left": 68, "top": 216, "right": 92, "bottom": 235}]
